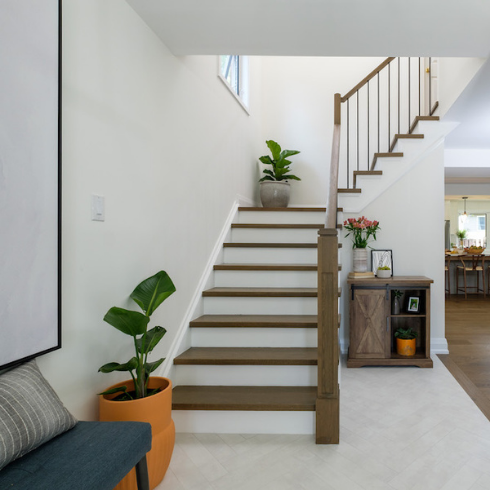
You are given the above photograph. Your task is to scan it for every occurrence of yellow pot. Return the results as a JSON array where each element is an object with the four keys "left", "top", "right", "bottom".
[
  {"left": 396, "top": 338, "right": 416, "bottom": 357},
  {"left": 99, "top": 377, "right": 175, "bottom": 490}
]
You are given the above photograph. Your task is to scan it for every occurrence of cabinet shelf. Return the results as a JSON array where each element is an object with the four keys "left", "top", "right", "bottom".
[{"left": 347, "top": 276, "right": 433, "bottom": 368}]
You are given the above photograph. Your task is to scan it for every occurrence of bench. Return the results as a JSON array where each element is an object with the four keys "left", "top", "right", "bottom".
[
  {"left": 0, "top": 421, "right": 152, "bottom": 490},
  {"left": 0, "top": 360, "right": 152, "bottom": 490}
]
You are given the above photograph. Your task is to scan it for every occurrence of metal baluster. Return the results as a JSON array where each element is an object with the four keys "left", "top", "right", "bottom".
[
  {"left": 388, "top": 62, "right": 391, "bottom": 151},
  {"left": 398, "top": 57, "right": 400, "bottom": 134},
  {"left": 418, "top": 57, "right": 421, "bottom": 117},
  {"left": 367, "top": 81, "right": 370, "bottom": 170},
  {"left": 377, "top": 72, "right": 380, "bottom": 153},
  {"left": 408, "top": 57, "right": 411, "bottom": 133},
  {"left": 429, "top": 57, "right": 432, "bottom": 115},
  {"left": 347, "top": 99, "right": 350, "bottom": 188},
  {"left": 357, "top": 90, "right": 359, "bottom": 172}
]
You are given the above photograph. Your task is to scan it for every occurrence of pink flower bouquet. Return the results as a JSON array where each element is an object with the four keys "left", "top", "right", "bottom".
[{"left": 343, "top": 216, "right": 380, "bottom": 248}]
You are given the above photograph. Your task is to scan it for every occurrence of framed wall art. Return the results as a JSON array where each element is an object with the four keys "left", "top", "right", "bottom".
[{"left": 0, "top": 0, "right": 61, "bottom": 370}]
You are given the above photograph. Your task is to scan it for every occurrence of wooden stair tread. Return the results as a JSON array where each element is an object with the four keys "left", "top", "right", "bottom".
[
  {"left": 338, "top": 188, "right": 361, "bottom": 194},
  {"left": 409, "top": 115, "right": 440, "bottom": 133},
  {"left": 224, "top": 242, "right": 317, "bottom": 248},
  {"left": 202, "top": 287, "right": 318, "bottom": 297},
  {"left": 238, "top": 207, "right": 326, "bottom": 212},
  {"left": 371, "top": 152, "right": 404, "bottom": 171},
  {"left": 174, "top": 347, "right": 318, "bottom": 365},
  {"left": 224, "top": 242, "right": 342, "bottom": 248},
  {"left": 353, "top": 170, "right": 382, "bottom": 188},
  {"left": 172, "top": 385, "right": 317, "bottom": 411},
  {"left": 389, "top": 133, "right": 424, "bottom": 152},
  {"left": 189, "top": 314, "right": 317, "bottom": 328},
  {"left": 232, "top": 223, "right": 324, "bottom": 229},
  {"left": 214, "top": 263, "right": 318, "bottom": 271}
]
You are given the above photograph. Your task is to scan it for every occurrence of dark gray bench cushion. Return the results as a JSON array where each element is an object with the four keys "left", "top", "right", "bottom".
[{"left": 0, "top": 421, "right": 152, "bottom": 490}]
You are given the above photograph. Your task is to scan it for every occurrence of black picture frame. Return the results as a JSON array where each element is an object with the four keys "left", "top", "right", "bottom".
[
  {"left": 407, "top": 296, "right": 420, "bottom": 313},
  {"left": 371, "top": 249, "right": 393, "bottom": 276},
  {"left": 0, "top": 0, "right": 62, "bottom": 370}
]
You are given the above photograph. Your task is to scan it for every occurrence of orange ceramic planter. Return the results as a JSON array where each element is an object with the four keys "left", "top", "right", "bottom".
[
  {"left": 396, "top": 338, "right": 416, "bottom": 357},
  {"left": 99, "top": 377, "right": 175, "bottom": 490}
]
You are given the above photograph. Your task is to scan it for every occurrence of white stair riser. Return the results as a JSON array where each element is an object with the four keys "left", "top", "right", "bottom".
[
  {"left": 203, "top": 296, "right": 317, "bottom": 315},
  {"left": 173, "top": 410, "right": 315, "bottom": 434},
  {"left": 224, "top": 247, "right": 317, "bottom": 264},
  {"left": 190, "top": 327, "right": 317, "bottom": 348},
  {"left": 231, "top": 228, "right": 319, "bottom": 243},
  {"left": 214, "top": 270, "right": 317, "bottom": 288},
  {"left": 238, "top": 210, "right": 325, "bottom": 225},
  {"left": 174, "top": 365, "right": 317, "bottom": 386}
]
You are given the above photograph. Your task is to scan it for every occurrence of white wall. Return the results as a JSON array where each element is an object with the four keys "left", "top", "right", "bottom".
[
  {"left": 37, "top": 0, "right": 262, "bottom": 420},
  {"left": 340, "top": 143, "right": 447, "bottom": 352},
  {"left": 438, "top": 58, "right": 485, "bottom": 118},
  {"left": 260, "top": 57, "right": 385, "bottom": 205}
]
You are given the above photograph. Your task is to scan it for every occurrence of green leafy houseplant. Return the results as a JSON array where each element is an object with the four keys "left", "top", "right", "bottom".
[
  {"left": 378, "top": 266, "right": 390, "bottom": 270},
  {"left": 259, "top": 140, "right": 301, "bottom": 182},
  {"left": 99, "top": 271, "right": 176, "bottom": 400},
  {"left": 394, "top": 327, "right": 418, "bottom": 340},
  {"left": 456, "top": 230, "right": 467, "bottom": 240},
  {"left": 393, "top": 290, "right": 403, "bottom": 299}
]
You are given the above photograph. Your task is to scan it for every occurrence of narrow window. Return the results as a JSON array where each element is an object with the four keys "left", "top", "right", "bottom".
[{"left": 218, "top": 55, "right": 249, "bottom": 111}]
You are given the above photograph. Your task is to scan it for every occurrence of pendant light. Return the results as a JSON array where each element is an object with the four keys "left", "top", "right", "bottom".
[{"left": 462, "top": 196, "right": 468, "bottom": 222}]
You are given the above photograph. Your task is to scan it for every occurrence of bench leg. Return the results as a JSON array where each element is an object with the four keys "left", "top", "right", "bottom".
[{"left": 135, "top": 455, "right": 150, "bottom": 490}]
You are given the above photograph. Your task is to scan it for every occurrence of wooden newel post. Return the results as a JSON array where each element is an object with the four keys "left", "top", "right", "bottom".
[
  {"left": 334, "top": 93, "right": 341, "bottom": 125},
  {"left": 316, "top": 227, "right": 340, "bottom": 444}
]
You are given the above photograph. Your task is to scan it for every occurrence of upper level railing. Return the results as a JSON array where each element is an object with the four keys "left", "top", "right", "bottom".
[{"left": 337, "top": 57, "right": 438, "bottom": 189}]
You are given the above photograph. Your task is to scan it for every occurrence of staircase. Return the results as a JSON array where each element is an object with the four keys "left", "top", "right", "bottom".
[{"left": 172, "top": 207, "right": 339, "bottom": 437}]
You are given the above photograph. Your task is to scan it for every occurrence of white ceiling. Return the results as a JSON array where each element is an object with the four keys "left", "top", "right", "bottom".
[{"left": 126, "top": 0, "right": 490, "bottom": 57}]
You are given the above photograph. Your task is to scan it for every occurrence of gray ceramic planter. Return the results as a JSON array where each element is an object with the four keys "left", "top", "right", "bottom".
[{"left": 259, "top": 181, "right": 291, "bottom": 208}]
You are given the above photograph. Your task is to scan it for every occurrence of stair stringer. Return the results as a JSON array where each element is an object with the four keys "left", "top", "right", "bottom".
[{"left": 338, "top": 121, "right": 458, "bottom": 214}]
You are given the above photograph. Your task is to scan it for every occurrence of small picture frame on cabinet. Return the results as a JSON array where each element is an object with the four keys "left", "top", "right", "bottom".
[
  {"left": 407, "top": 296, "right": 420, "bottom": 313},
  {"left": 371, "top": 249, "right": 393, "bottom": 276}
]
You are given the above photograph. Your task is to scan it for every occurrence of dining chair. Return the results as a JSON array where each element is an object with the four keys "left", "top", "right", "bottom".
[
  {"left": 445, "top": 257, "right": 451, "bottom": 298},
  {"left": 456, "top": 255, "right": 485, "bottom": 299}
]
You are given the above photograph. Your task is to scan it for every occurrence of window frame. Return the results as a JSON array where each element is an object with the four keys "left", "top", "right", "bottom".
[{"left": 218, "top": 55, "right": 250, "bottom": 114}]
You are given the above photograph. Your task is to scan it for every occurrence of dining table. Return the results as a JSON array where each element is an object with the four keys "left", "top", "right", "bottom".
[{"left": 445, "top": 253, "right": 489, "bottom": 296}]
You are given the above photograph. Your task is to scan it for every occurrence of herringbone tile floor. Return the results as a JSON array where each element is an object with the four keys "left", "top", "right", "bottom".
[{"left": 157, "top": 356, "right": 490, "bottom": 490}]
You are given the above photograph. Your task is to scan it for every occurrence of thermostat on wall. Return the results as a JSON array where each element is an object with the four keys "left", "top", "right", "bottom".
[{"left": 91, "top": 195, "right": 105, "bottom": 222}]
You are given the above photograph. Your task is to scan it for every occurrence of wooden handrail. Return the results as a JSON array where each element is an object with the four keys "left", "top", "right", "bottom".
[
  {"left": 325, "top": 93, "right": 341, "bottom": 229},
  {"left": 341, "top": 57, "right": 395, "bottom": 102}
]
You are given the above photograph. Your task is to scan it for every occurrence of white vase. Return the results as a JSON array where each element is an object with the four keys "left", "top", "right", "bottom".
[{"left": 353, "top": 248, "right": 368, "bottom": 272}]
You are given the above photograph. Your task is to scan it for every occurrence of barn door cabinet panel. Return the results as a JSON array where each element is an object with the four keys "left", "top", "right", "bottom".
[{"left": 347, "top": 276, "right": 433, "bottom": 368}]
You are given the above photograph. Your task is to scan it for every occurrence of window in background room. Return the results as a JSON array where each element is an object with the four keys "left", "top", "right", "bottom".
[
  {"left": 218, "top": 55, "right": 249, "bottom": 111},
  {"left": 458, "top": 214, "right": 487, "bottom": 248}
]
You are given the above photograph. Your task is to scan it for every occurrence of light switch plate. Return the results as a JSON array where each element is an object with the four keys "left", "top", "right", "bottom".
[{"left": 91, "top": 194, "right": 105, "bottom": 221}]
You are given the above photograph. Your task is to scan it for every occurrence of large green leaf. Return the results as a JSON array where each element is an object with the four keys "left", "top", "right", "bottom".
[
  {"left": 259, "top": 175, "right": 276, "bottom": 182},
  {"left": 259, "top": 156, "right": 273, "bottom": 165},
  {"left": 275, "top": 158, "right": 292, "bottom": 169},
  {"left": 136, "top": 326, "right": 167, "bottom": 355},
  {"left": 98, "top": 357, "right": 139, "bottom": 373},
  {"left": 104, "top": 307, "right": 149, "bottom": 336},
  {"left": 130, "top": 271, "right": 176, "bottom": 317},
  {"left": 98, "top": 385, "right": 128, "bottom": 396},
  {"left": 145, "top": 358, "right": 165, "bottom": 374},
  {"left": 281, "top": 174, "right": 301, "bottom": 181},
  {"left": 280, "top": 149, "right": 300, "bottom": 159},
  {"left": 266, "top": 140, "right": 281, "bottom": 161}
]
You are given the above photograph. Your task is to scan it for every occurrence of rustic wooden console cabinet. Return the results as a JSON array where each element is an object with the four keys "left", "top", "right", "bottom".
[{"left": 347, "top": 276, "right": 433, "bottom": 368}]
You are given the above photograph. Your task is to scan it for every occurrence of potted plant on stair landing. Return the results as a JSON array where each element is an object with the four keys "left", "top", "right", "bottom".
[
  {"left": 259, "top": 139, "right": 300, "bottom": 207},
  {"left": 343, "top": 217, "right": 380, "bottom": 276},
  {"left": 98, "top": 270, "right": 176, "bottom": 490}
]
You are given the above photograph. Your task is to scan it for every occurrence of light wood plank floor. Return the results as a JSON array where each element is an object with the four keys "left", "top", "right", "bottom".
[{"left": 439, "top": 295, "right": 490, "bottom": 421}]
